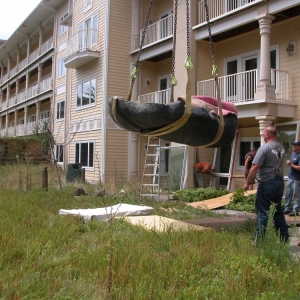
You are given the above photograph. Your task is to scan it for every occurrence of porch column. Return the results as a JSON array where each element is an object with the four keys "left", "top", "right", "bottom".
[
  {"left": 0, "top": 117, "right": 2, "bottom": 136},
  {"left": 132, "top": 0, "right": 141, "bottom": 51},
  {"left": 25, "top": 71, "right": 30, "bottom": 98},
  {"left": 6, "top": 85, "right": 10, "bottom": 108},
  {"left": 37, "top": 63, "right": 43, "bottom": 94},
  {"left": 7, "top": 56, "right": 11, "bottom": 78},
  {"left": 38, "top": 26, "right": 43, "bottom": 55},
  {"left": 0, "top": 63, "right": 3, "bottom": 82},
  {"left": 16, "top": 79, "right": 19, "bottom": 104},
  {"left": 16, "top": 47, "right": 20, "bottom": 71},
  {"left": 24, "top": 106, "right": 28, "bottom": 135},
  {"left": 36, "top": 101, "right": 40, "bottom": 123},
  {"left": 14, "top": 109, "right": 18, "bottom": 136},
  {"left": 254, "top": 14, "right": 276, "bottom": 101},
  {"left": 26, "top": 37, "right": 31, "bottom": 64},
  {"left": 255, "top": 115, "right": 275, "bottom": 145},
  {"left": 5, "top": 113, "right": 8, "bottom": 135}
]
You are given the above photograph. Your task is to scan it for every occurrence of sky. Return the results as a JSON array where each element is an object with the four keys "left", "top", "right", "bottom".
[{"left": 0, "top": 0, "right": 41, "bottom": 40}]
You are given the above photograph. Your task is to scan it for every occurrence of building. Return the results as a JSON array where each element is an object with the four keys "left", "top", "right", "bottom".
[{"left": 0, "top": 0, "right": 300, "bottom": 191}]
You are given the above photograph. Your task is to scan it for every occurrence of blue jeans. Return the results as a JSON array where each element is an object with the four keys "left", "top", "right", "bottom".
[
  {"left": 255, "top": 176, "right": 289, "bottom": 241},
  {"left": 284, "top": 178, "right": 300, "bottom": 212}
]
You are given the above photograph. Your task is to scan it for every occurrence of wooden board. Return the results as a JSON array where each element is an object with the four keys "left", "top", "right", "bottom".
[
  {"left": 186, "top": 190, "right": 257, "bottom": 210},
  {"left": 123, "top": 215, "right": 207, "bottom": 232}
]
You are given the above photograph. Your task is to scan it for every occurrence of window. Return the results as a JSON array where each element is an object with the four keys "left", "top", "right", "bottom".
[
  {"left": 77, "top": 78, "right": 96, "bottom": 107},
  {"left": 75, "top": 141, "right": 94, "bottom": 168},
  {"left": 29, "top": 115, "right": 36, "bottom": 122},
  {"left": 276, "top": 123, "right": 298, "bottom": 176},
  {"left": 58, "top": 57, "right": 66, "bottom": 78},
  {"left": 239, "top": 138, "right": 261, "bottom": 167},
  {"left": 59, "top": 25, "right": 68, "bottom": 36},
  {"left": 56, "top": 144, "right": 64, "bottom": 164},
  {"left": 78, "top": 14, "right": 98, "bottom": 50},
  {"left": 57, "top": 101, "right": 65, "bottom": 120},
  {"left": 41, "top": 111, "right": 50, "bottom": 119},
  {"left": 84, "top": 0, "right": 92, "bottom": 12}
]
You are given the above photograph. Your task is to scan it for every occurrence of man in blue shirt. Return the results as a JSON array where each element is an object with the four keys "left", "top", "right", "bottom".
[{"left": 283, "top": 141, "right": 300, "bottom": 216}]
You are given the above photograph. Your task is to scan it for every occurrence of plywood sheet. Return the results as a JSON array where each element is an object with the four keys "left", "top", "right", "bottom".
[
  {"left": 123, "top": 215, "right": 207, "bottom": 232},
  {"left": 186, "top": 190, "right": 257, "bottom": 210}
]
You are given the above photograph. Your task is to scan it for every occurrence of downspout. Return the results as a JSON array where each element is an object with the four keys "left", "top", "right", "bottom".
[{"left": 101, "top": 0, "right": 111, "bottom": 183}]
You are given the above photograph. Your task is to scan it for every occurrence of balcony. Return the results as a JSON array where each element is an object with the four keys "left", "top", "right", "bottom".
[
  {"left": 197, "top": 69, "right": 289, "bottom": 103},
  {"left": 137, "top": 89, "right": 171, "bottom": 104},
  {"left": 141, "top": 15, "right": 173, "bottom": 48},
  {"left": 64, "top": 29, "right": 100, "bottom": 69},
  {"left": 197, "top": 0, "right": 263, "bottom": 24}
]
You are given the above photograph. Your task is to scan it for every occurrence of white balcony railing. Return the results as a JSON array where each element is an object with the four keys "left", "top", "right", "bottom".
[
  {"left": 197, "top": 69, "right": 289, "bottom": 103},
  {"left": 8, "top": 95, "right": 16, "bottom": 107},
  {"left": 28, "top": 48, "right": 39, "bottom": 64},
  {"left": 1, "top": 101, "right": 7, "bottom": 110},
  {"left": 7, "top": 126, "right": 14, "bottom": 137},
  {"left": 198, "top": 0, "right": 261, "bottom": 24},
  {"left": 1, "top": 73, "right": 8, "bottom": 83},
  {"left": 141, "top": 15, "right": 173, "bottom": 47},
  {"left": 41, "top": 38, "right": 53, "bottom": 55},
  {"left": 40, "top": 77, "right": 52, "bottom": 93},
  {"left": 18, "top": 58, "right": 27, "bottom": 72},
  {"left": 66, "top": 28, "right": 98, "bottom": 57},
  {"left": 137, "top": 88, "right": 171, "bottom": 104},
  {"left": 0, "top": 128, "right": 5, "bottom": 136},
  {"left": 16, "top": 124, "right": 25, "bottom": 136},
  {"left": 10, "top": 66, "right": 17, "bottom": 78},
  {"left": 17, "top": 90, "right": 26, "bottom": 104},
  {"left": 27, "top": 84, "right": 38, "bottom": 99}
]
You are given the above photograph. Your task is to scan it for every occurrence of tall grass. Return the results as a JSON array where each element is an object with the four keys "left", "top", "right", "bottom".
[{"left": 0, "top": 164, "right": 300, "bottom": 299}]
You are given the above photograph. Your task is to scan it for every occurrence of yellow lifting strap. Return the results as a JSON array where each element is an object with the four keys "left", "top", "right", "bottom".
[
  {"left": 143, "top": 57, "right": 192, "bottom": 137},
  {"left": 199, "top": 65, "right": 224, "bottom": 148}
]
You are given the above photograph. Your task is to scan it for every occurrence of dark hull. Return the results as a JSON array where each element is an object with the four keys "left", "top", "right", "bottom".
[{"left": 108, "top": 97, "right": 238, "bottom": 148}]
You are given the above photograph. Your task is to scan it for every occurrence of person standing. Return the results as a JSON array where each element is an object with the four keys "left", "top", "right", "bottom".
[
  {"left": 244, "top": 149, "right": 257, "bottom": 190},
  {"left": 243, "top": 126, "right": 289, "bottom": 243},
  {"left": 283, "top": 141, "right": 300, "bottom": 216}
]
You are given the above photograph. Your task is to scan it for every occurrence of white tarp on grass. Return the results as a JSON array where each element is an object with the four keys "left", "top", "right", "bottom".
[{"left": 59, "top": 203, "right": 154, "bottom": 222}]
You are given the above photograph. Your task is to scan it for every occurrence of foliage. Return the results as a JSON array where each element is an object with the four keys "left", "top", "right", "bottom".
[
  {"left": 0, "top": 165, "right": 299, "bottom": 299},
  {"left": 225, "top": 188, "right": 256, "bottom": 212},
  {"left": 173, "top": 187, "right": 230, "bottom": 202},
  {"left": 38, "top": 120, "right": 55, "bottom": 152}
]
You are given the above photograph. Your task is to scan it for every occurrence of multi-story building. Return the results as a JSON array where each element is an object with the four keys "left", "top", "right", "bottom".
[{"left": 1, "top": 0, "right": 300, "bottom": 191}]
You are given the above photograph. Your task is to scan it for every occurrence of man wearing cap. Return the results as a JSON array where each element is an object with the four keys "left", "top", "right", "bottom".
[{"left": 283, "top": 141, "right": 300, "bottom": 216}]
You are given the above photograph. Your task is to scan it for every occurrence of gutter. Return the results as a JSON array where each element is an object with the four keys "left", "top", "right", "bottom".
[{"left": 101, "top": 0, "right": 110, "bottom": 183}]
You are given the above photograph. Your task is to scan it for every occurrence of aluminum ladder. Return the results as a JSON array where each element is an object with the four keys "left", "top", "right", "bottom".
[{"left": 140, "top": 136, "right": 161, "bottom": 200}]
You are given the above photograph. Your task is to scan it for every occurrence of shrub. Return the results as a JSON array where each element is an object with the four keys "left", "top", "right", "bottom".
[
  {"left": 173, "top": 187, "right": 230, "bottom": 202},
  {"left": 225, "top": 188, "right": 255, "bottom": 212}
]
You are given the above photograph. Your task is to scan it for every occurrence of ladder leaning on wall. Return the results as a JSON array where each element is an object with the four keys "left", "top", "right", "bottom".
[{"left": 140, "top": 136, "right": 161, "bottom": 200}]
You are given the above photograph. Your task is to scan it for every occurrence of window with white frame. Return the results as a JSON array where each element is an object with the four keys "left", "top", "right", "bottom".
[
  {"left": 84, "top": 0, "right": 92, "bottom": 12},
  {"left": 78, "top": 14, "right": 98, "bottom": 50},
  {"left": 239, "top": 138, "right": 261, "bottom": 168},
  {"left": 29, "top": 115, "right": 36, "bottom": 122},
  {"left": 76, "top": 78, "right": 96, "bottom": 108},
  {"left": 59, "top": 25, "right": 68, "bottom": 36},
  {"left": 56, "top": 100, "right": 65, "bottom": 120},
  {"left": 58, "top": 57, "right": 66, "bottom": 78},
  {"left": 56, "top": 144, "right": 64, "bottom": 164},
  {"left": 41, "top": 111, "right": 50, "bottom": 119},
  {"left": 75, "top": 141, "right": 94, "bottom": 168}
]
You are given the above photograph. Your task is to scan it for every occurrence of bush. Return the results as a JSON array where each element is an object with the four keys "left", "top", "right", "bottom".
[
  {"left": 225, "top": 188, "right": 255, "bottom": 212},
  {"left": 173, "top": 187, "right": 230, "bottom": 202}
]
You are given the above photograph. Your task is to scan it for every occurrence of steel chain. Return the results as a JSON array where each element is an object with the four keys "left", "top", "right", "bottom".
[
  {"left": 204, "top": 0, "right": 216, "bottom": 66},
  {"left": 186, "top": 0, "right": 190, "bottom": 57},
  {"left": 171, "top": 0, "right": 178, "bottom": 78}
]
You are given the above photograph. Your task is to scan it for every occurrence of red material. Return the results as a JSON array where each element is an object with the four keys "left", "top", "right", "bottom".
[
  {"left": 193, "top": 95, "right": 238, "bottom": 115},
  {"left": 194, "top": 161, "right": 214, "bottom": 174}
]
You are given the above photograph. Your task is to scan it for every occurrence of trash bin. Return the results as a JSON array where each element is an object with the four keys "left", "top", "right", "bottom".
[{"left": 66, "top": 163, "right": 82, "bottom": 182}]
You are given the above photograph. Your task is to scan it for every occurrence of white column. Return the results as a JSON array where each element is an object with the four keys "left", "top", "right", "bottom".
[
  {"left": 25, "top": 71, "right": 30, "bottom": 98},
  {"left": 26, "top": 37, "right": 31, "bottom": 64},
  {"left": 7, "top": 57, "right": 11, "bottom": 78},
  {"left": 16, "top": 79, "right": 19, "bottom": 104},
  {"left": 132, "top": 0, "right": 141, "bottom": 51},
  {"left": 36, "top": 101, "right": 40, "bottom": 123},
  {"left": 6, "top": 85, "right": 10, "bottom": 108},
  {"left": 14, "top": 109, "right": 18, "bottom": 136},
  {"left": 37, "top": 63, "right": 43, "bottom": 94},
  {"left": 39, "top": 26, "right": 43, "bottom": 55},
  {"left": 16, "top": 47, "right": 20, "bottom": 70},
  {"left": 254, "top": 14, "right": 276, "bottom": 101},
  {"left": 24, "top": 106, "right": 28, "bottom": 135},
  {"left": 256, "top": 115, "right": 276, "bottom": 145},
  {"left": 5, "top": 113, "right": 8, "bottom": 135}
]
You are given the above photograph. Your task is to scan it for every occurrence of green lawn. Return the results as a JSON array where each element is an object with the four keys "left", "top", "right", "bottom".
[{"left": 0, "top": 164, "right": 299, "bottom": 299}]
